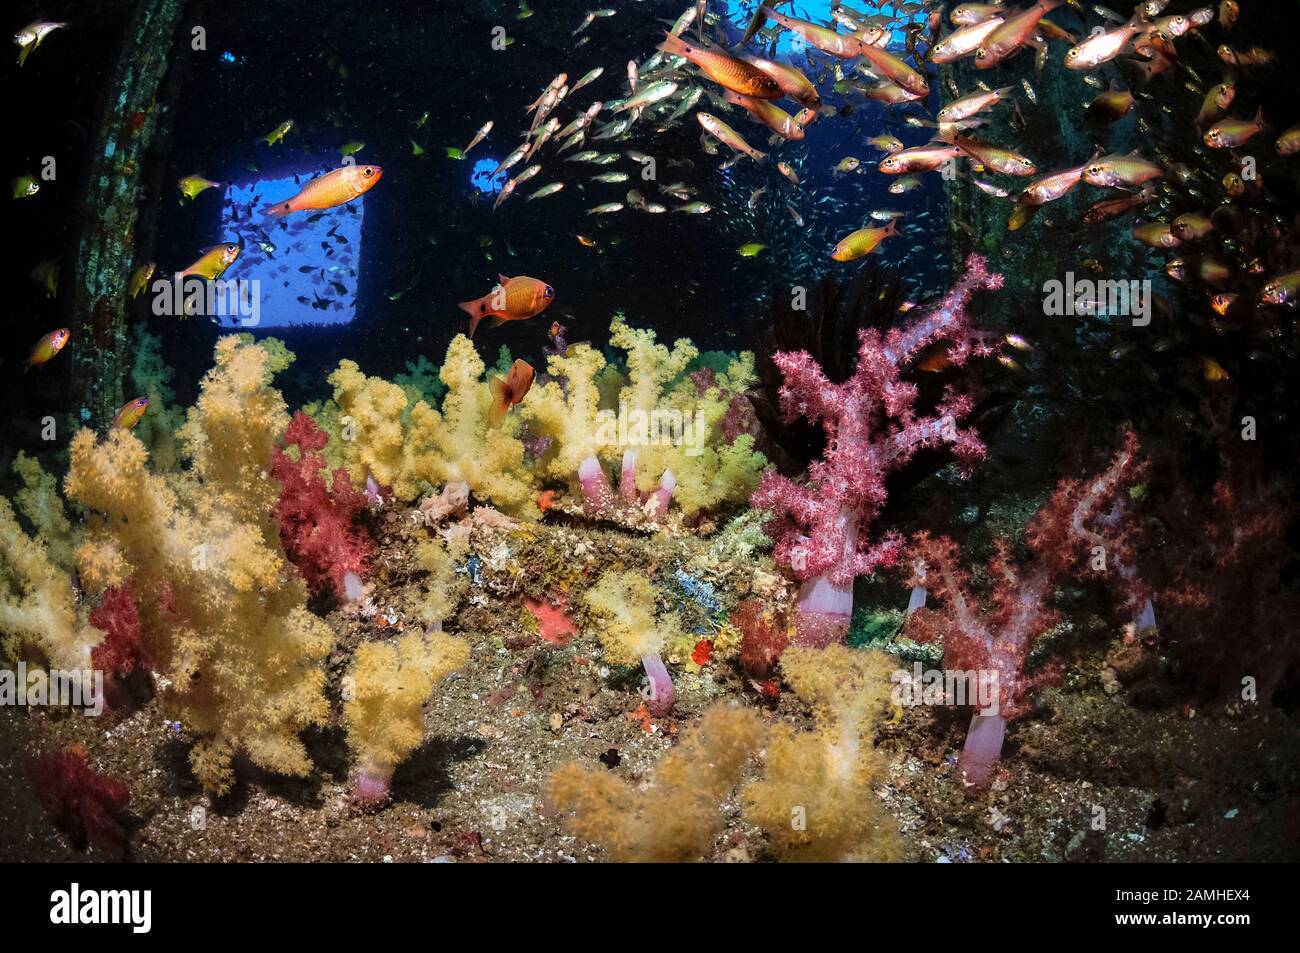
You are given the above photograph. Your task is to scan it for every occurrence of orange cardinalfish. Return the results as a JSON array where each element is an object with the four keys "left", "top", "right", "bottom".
[
  {"left": 536, "top": 489, "right": 560, "bottom": 514},
  {"left": 459, "top": 274, "right": 555, "bottom": 337},
  {"left": 742, "top": 55, "right": 820, "bottom": 109},
  {"left": 263, "top": 164, "right": 382, "bottom": 218},
  {"left": 26, "top": 328, "right": 70, "bottom": 371},
  {"left": 112, "top": 396, "right": 149, "bottom": 430},
  {"left": 656, "top": 33, "right": 781, "bottom": 99},
  {"left": 722, "top": 90, "right": 804, "bottom": 140},
  {"left": 488, "top": 358, "right": 535, "bottom": 426}
]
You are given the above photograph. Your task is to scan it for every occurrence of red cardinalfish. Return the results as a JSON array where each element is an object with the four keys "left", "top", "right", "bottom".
[
  {"left": 937, "top": 87, "right": 1014, "bottom": 124},
  {"left": 1204, "top": 108, "right": 1265, "bottom": 149},
  {"left": 951, "top": 3, "right": 1008, "bottom": 26},
  {"left": 25, "top": 328, "right": 70, "bottom": 371},
  {"left": 1082, "top": 152, "right": 1164, "bottom": 188},
  {"left": 488, "top": 359, "right": 535, "bottom": 426},
  {"left": 945, "top": 134, "right": 1037, "bottom": 175},
  {"left": 1021, "top": 157, "right": 1091, "bottom": 205},
  {"left": 656, "top": 33, "right": 781, "bottom": 99},
  {"left": 697, "top": 113, "right": 767, "bottom": 162},
  {"left": 458, "top": 275, "right": 555, "bottom": 337},
  {"left": 1065, "top": 18, "right": 1151, "bottom": 70},
  {"left": 856, "top": 41, "right": 930, "bottom": 98},
  {"left": 263, "top": 164, "right": 382, "bottom": 218},
  {"left": 878, "top": 142, "right": 963, "bottom": 174},
  {"left": 931, "top": 17, "right": 1005, "bottom": 63},
  {"left": 976, "top": 0, "right": 1064, "bottom": 68}
]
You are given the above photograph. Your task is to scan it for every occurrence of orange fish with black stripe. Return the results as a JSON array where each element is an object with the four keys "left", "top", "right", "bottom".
[
  {"left": 657, "top": 33, "right": 781, "bottom": 99},
  {"left": 459, "top": 275, "right": 555, "bottom": 337},
  {"left": 263, "top": 164, "right": 382, "bottom": 218}
]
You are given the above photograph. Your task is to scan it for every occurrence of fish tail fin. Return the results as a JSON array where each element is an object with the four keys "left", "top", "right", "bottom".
[
  {"left": 657, "top": 31, "right": 691, "bottom": 59},
  {"left": 885, "top": 218, "right": 899, "bottom": 237},
  {"left": 753, "top": 147, "right": 768, "bottom": 162},
  {"left": 488, "top": 376, "right": 510, "bottom": 427},
  {"left": 263, "top": 200, "right": 292, "bottom": 219},
  {"left": 1255, "top": 105, "right": 1267, "bottom": 129},
  {"left": 460, "top": 297, "right": 489, "bottom": 336}
]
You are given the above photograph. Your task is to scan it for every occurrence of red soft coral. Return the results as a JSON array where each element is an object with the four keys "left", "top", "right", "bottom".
[
  {"left": 1026, "top": 427, "right": 1150, "bottom": 620},
  {"left": 271, "top": 411, "right": 374, "bottom": 601},
  {"left": 89, "top": 585, "right": 143, "bottom": 676},
  {"left": 735, "top": 598, "right": 792, "bottom": 679},
  {"left": 904, "top": 430, "right": 1146, "bottom": 784},
  {"left": 28, "top": 744, "right": 131, "bottom": 859}
]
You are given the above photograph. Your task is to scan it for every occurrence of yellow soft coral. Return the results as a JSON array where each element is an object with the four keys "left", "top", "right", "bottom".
[
  {"left": 0, "top": 497, "right": 100, "bottom": 670},
  {"left": 412, "top": 536, "right": 469, "bottom": 626},
  {"left": 323, "top": 336, "right": 537, "bottom": 516},
  {"left": 64, "top": 338, "right": 333, "bottom": 795},
  {"left": 519, "top": 342, "right": 609, "bottom": 486},
  {"left": 327, "top": 358, "right": 411, "bottom": 494},
  {"left": 742, "top": 646, "right": 900, "bottom": 862},
  {"left": 12, "top": 452, "right": 74, "bottom": 571},
  {"left": 522, "top": 316, "right": 766, "bottom": 519},
  {"left": 581, "top": 569, "right": 682, "bottom": 665},
  {"left": 345, "top": 630, "right": 469, "bottom": 800},
  {"left": 612, "top": 321, "right": 766, "bottom": 516},
  {"left": 176, "top": 335, "right": 290, "bottom": 538},
  {"left": 547, "top": 704, "right": 765, "bottom": 861},
  {"left": 406, "top": 335, "right": 537, "bottom": 516}
]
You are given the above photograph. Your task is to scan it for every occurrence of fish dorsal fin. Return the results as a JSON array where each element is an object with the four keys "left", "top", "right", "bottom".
[{"left": 497, "top": 273, "right": 511, "bottom": 285}]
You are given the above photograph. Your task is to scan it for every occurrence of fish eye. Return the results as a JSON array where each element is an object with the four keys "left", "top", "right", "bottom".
[
  {"left": 544, "top": 286, "right": 554, "bottom": 298},
  {"left": 975, "top": 49, "right": 986, "bottom": 60},
  {"left": 362, "top": 167, "right": 374, "bottom": 176}
]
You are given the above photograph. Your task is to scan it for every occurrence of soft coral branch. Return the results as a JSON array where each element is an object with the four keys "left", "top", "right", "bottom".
[
  {"left": 752, "top": 255, "right": 1004, "bottom": 647},
  {"left": 906, "top": 430, "right": 1148, "bottom": 785},
  {"left": 271, "top": 412, "right": 374, "bottom": 602},
  {"left": 28, "top": 744, "right": 131, "bottom": 859}
]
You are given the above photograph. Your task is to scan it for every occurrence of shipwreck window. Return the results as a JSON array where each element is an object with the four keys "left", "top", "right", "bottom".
[{"left": 220, "top": 163, "right": 366, "bottom": 328}]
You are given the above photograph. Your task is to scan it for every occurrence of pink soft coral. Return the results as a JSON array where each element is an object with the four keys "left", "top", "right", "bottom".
[
  {"left": 752, "top": 255, "right": 1003, "bottom": 647},
  {"left": 271, "top": 412, "right": 374, "bottom": 601}
]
